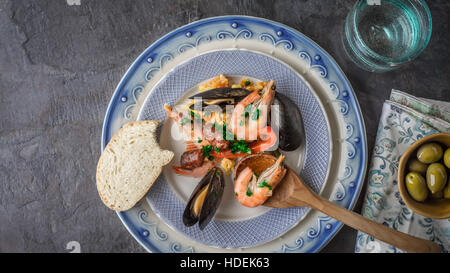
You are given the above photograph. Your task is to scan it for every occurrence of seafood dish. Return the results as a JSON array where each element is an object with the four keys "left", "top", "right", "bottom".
[{"left": 164, "top": 75, "right": 304, "bottom": 229}]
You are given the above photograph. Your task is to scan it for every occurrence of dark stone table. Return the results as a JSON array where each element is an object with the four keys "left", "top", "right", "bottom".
[{"left": 0, "top": 0, "right": 448, "bottom": 253}]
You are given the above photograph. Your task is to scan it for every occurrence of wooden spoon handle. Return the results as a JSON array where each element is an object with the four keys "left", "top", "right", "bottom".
[{"left": 310, "top": 196, "right": 441, "bottom": 253}]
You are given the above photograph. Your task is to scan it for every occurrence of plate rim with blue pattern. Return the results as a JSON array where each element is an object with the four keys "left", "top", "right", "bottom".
[{"left": 101, "top": 15, "right": 368, "bottom": 253}]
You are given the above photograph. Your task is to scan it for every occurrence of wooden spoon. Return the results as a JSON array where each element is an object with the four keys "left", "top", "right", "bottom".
[{"left": 263, "top": 168, "right": 442, "bottom": 253}]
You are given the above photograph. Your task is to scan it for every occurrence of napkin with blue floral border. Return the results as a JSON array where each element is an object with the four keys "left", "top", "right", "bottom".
[{"left": 355, "top": 89, "right": 450, "bottom": 253}]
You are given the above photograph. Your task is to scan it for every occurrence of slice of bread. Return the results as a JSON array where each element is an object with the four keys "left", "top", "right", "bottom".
[{"left": 96, "top": 120, "right": 174, "bottom": 211}]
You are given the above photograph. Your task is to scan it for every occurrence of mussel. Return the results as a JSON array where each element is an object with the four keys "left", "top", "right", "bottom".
[
  {"left": 188, "top": 85, "right": 305, "bottom": 151},
  {"left": 188, "top": 87, "right": 250, "bottom": 110},
  {"left": 271, "top": 92, "right": 305, "bottom": 151},
  {"left": 183, "top": 167, "right": 225, "bottom": 230}
]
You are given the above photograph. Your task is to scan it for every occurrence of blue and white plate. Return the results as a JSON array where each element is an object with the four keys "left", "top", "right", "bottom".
[
  {"left": 101, "top": 16, "right": 367, "bottom": 252},
  {"left": 139, "top": 49, "right": 329, "bottom": 248}
]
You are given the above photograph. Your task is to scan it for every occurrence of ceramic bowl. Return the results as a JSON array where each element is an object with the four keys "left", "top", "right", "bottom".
[{"left": 398, "top": 132, "right": 450, "bottom": 219}]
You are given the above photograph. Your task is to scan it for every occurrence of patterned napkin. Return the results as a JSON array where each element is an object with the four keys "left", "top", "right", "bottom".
[{"left": 355, "top": 89, "right": 450, "bottom": 253}]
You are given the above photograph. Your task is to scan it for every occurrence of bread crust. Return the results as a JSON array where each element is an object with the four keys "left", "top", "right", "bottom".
[{"left": 96, "top": 120, "right": 173, "bottom": 211}]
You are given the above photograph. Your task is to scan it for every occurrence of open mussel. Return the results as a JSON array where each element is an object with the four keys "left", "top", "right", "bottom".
[
  {"left": 188, "top": 87, "right": 250, "bottom": 110},
  {"left": 183, "top": 167, "right": 225, "bottom": 230},
  {"left": 189, "top": 87, "right": 250, "bottom": 100},
  {"left": 271, "top": 92, "right": 305, "bottom": 151}
]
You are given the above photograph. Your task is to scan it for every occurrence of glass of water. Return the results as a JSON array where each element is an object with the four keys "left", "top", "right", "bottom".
[{"left": 342, "top": 0, "right": 432, "bottom": 72}]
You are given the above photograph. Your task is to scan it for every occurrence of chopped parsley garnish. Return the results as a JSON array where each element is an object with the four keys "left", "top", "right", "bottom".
[
  {"left": 244, "top": 80, "right": 251, "bottom": 86},
  {"left": 231, "top": 140, "right": 251, "bottom": 154},
  {"left": 209, "top": 123, "right": 234, "bottom": 141},
  {"left": 244, "top": 104, "right": 252, "bottom": 115},
  {"left": 241, "top": 105, "right": 251, "bottom": 118},
  {"left": 235, "top": 192, "right": 238, "bottom": 196},
  {"left": 180, "top": 118, "right": 191, "bottom": 126},
  {"left": 190, "top": 110, "right": 201, "bottom": 122},
  {"left": 197, "top": 138, "right": 202, "bottom": 143},
  {"left": 223, "top": 127, "right": 235, "bottom": 141},
  {"left": 258, "top": 181, "right": 272, "bottom": 190},
  {"left": 246, "top": 189, "right": 252, "bottom": 196},
  {"left": 202, "top": 145, "right": 216, "bottom": 161},
  {"left": 251, "top": 109, "right": 260, "bottom": 120},
  {"left": 202, "top": 145, "right": 213, "bottom": 157},
  {"left": 214, "top": 146, "right": 220, "bottom": 153},
  {"left": 213, "top": 122, "right": 222, "bottom": 131}
]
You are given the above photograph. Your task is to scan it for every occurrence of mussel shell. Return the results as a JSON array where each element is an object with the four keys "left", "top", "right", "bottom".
[
  {"left": 233, "top": 154, "right": 278, "bottom": 180},
  {"left": 198, "top": 170, "right": 225, "bottom": 230},
  {"left": 182, "top": 167, "right": 225, "bottom": 230},
  {"left": 271, "top": 92, "right": 304, "bottom": 151},
  {"left": 188, "top": 87, "right": 250, "bottom": 100},
  {"left": 188, "top": 87, "right": 251, "bottom": 111}
]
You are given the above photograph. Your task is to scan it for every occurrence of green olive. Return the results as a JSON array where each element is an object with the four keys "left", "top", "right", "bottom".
[
  {"left": 444, "top": 148, "right": 450, "bottom": 169},
  {"left": 416, "top": 143, "right": 443, "bottom": 164},
  {"left": 426, "top": 163, "right": 447, "bottom": 194},
  {"left": 405, "top": 172, "right": 428, "bottom": 202},
  {"left": 407, "top": 159, "right": 428, "bottom": 174},
  {"left": 444, "top": 178, "right": 450, "bottom": 199}
]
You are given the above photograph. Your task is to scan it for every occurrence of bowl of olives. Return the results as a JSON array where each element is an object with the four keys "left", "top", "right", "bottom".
[{"left": 398, "top": 132, "right": 450, "bottom": 219}]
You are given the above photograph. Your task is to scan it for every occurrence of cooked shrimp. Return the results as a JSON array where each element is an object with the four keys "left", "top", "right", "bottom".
[
  {"left": 230, "top": 80, "right": 275, "bottom": 141},
  {"left": 234, "top": 155, "right": 286, "bottom": 207},
  {"left": 248, "top": 126, "right": 278, "bottom": 153},
  {"left": 164, "top": 104, "right": 203, "bottom": 141}
]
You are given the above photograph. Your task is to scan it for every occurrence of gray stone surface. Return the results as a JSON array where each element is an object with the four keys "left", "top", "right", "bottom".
[{"left": 0, "top": 0, "right": 448, "bottom": 253}]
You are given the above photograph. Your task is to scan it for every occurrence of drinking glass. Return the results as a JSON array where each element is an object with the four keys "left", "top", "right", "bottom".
[{"left": 342, "top": 0, "right": 432, "bottom": 72}]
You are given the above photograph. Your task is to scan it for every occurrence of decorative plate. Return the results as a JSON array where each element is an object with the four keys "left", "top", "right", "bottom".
[
  {"left": 139, "top": 49, "right": 329, "bottom": 248},
  {"left": 101, "top": 16, "right": 367, "bottom": 252}
]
